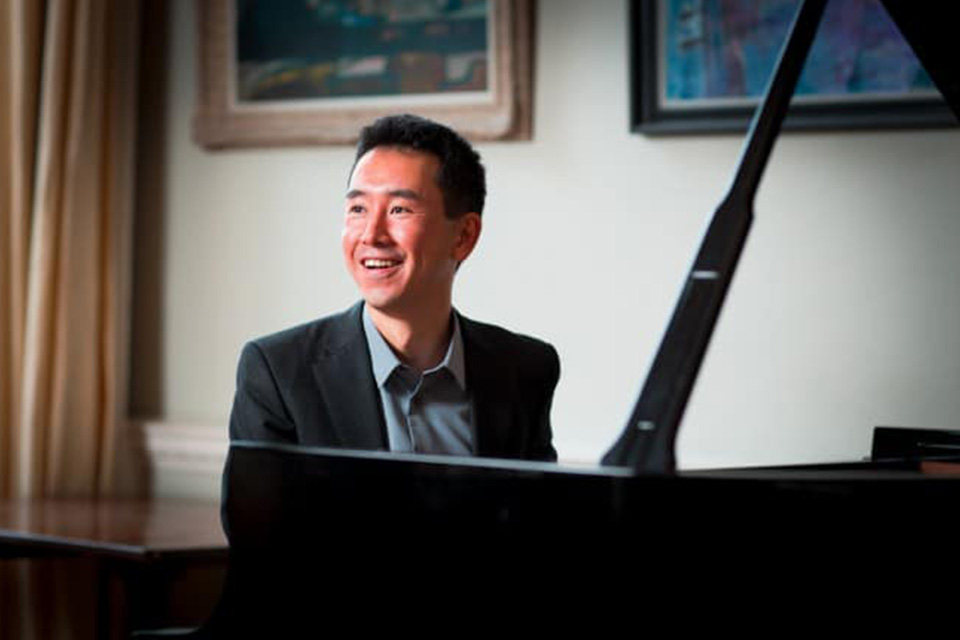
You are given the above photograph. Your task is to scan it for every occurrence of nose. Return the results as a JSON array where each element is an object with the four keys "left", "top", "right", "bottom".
[{"left": 360, "top": 207, "right": 389, "bottom": 246}]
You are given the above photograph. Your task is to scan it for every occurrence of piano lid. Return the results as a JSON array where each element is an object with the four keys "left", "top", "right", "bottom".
[
  {"left": 882, "top": 0, "right": 960, "bottom": 121},
  {"left": 602, "top": 0, "right": 960, "bottom": 473}
]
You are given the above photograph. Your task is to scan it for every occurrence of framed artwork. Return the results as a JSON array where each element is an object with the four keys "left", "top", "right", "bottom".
[
  {"left": 195, "top": 0, "right": 534, "bottom": 148},
  {"left": 631, "top": 0, "right": 957, "bottom": 134}
]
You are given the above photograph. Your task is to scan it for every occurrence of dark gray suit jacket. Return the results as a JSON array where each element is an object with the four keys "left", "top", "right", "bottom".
[{"left": 228, "top": 302, "right": 559, "bottom": 461}]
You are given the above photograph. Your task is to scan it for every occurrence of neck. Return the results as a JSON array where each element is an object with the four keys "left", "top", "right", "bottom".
[{"left": 367, "top": 302, "right": 454, "bottom": 373}]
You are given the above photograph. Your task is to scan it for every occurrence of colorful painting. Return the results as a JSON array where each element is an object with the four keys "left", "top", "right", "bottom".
[
  {"left": 235, "top": 0, "right": 491, "bottom": 103},
  {"left": 631, "top": 0, "right": 956, "bottom": 133},
  {"left": 662, "top": 0, "right": 934, "bottom": 108},
  {"left": 194, "top": 0, "right": 533, "bottom": 147}
]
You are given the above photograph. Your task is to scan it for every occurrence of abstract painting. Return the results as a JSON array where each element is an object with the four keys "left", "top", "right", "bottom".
[
  {"left": 235, "top": 0, "right": 491, "bottom": 102},
  {"left": 195, "top": 0, "right": 533, "bottom": 147},
  {"left": 632, "top": 0, "right": 956, "bottom": 133}
]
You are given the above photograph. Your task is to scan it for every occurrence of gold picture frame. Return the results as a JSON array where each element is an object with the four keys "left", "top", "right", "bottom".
[{"left": 194, "top": 0, "right": 534, "bottom": 148}]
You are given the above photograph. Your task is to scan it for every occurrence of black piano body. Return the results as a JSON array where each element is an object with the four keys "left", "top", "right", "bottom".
[{"left": 196, "top": 436, "right": 960, "bottom": 634}]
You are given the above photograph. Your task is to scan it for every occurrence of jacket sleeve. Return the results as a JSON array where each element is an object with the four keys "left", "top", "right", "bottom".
[
  {"left": 528, "top": 343, "right": 560, "bottom": 462},
  {"left": 228, "top": 341, "right": 298, "bottom": 443}
]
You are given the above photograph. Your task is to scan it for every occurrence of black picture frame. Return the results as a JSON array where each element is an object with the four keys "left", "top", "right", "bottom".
[{"left": 630, "top": 0, "right": 957, "bottom": 135}]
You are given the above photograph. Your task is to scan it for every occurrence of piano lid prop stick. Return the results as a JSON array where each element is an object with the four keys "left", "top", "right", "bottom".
[{"left": 601, "top": 0, "right": 828, "bottom": 473}]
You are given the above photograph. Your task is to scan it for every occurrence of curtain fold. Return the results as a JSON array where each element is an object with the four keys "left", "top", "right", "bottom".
[
  {"left": 1, "top": 0, "right": 45, "bottom": 500},
  {"left": 1, "top": 0, "right": 141, "bottom": 500}
]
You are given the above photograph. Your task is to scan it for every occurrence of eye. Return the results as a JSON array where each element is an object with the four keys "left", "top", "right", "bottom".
[
  {"left": 390, "top": 205, "right": 414, "bottom": 215},
  {"left": 347, "top": 204, "right": 365, "bottom": 215}
]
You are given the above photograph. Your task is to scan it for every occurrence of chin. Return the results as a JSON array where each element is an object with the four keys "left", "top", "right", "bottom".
[{"left": 360, "top": 292, "right": 402, "bottom": 314}]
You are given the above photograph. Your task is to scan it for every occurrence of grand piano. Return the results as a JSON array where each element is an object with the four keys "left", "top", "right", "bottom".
[{"left": 172, "top": 1, "right": 960, "bottom": 634}]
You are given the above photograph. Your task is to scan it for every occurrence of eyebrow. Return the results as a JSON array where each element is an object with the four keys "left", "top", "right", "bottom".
[{"left": 345, "top": 188, "right": 422, "bottom": 200}]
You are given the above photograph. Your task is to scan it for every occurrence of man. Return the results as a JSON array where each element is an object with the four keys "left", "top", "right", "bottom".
[{"left": 228, "top": 114, "right": 558, "bottom": 461}]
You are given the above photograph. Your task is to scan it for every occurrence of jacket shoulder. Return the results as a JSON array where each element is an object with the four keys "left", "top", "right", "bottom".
[
  {"left": 459, "top": 315, "right": 558, "bottom": 368},
  {"left": 249, "top": 303, "right": 362, "bottom": 362}
]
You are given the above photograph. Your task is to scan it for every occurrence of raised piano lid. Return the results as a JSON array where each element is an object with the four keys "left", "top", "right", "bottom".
[
  {"left": 601, "top": 0, "right": 960, "bottom": 473},
  {"left": 882, "top": 0, "right": 960, "bottom": 122}
]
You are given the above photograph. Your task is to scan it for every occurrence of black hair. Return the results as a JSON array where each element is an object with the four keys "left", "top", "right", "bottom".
[{"left": 351, "top": 114, "right": 486, "bottom": 219}]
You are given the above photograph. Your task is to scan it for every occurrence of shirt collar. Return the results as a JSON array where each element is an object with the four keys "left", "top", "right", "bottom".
[{"left": 362, "top": 304, "right": 467, "bottom": 390}]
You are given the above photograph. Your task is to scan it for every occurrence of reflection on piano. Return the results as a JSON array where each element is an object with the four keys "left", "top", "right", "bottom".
[{"left": 142, "top": 1, "right": 960, "bottom": 635}]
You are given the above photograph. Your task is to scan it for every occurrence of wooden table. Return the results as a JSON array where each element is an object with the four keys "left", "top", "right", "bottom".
[{"left": 0, "top": 500, "right": 228, "bottom": 639}]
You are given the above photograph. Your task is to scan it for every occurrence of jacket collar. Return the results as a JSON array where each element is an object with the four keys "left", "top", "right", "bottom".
[
  {"left": 310, "top": 302, "right": 388, "bottom": 451},
  {"left": 459, "top": 314, "right": 515, "bottom": 458}
]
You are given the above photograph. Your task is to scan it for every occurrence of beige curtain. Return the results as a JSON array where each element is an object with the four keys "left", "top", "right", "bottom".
[{"left": 0, "top": 0, "right": 141, "bottom": 500}]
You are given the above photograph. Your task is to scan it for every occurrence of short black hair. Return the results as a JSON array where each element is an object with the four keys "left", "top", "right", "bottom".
[{"left": 351, "top": 114, "right": 486, "bottom": 219}]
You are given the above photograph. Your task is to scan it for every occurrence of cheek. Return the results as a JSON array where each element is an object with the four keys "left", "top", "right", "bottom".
[
  {"left": 392, "top": 227, "right": 417, "bottom": 247},
  {"left": 341, "top": 219, "right": 361, "bottom": 245},
  {"left": 403, "top": 221, "right": 445, "bottom": 249}
]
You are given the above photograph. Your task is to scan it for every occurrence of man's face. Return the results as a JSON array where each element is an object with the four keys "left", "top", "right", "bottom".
[{"left": 342, "top": 147, "right": 479, "bottom": 317}]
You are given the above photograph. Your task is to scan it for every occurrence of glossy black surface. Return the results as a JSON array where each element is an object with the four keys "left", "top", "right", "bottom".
[{"left": 200, "top": 441, "right": 960, "bottom": 634}]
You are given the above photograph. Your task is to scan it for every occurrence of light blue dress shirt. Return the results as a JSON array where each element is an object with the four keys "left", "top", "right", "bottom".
[{"left": 362, "top": 305, "right": 475, "bottom": 455}]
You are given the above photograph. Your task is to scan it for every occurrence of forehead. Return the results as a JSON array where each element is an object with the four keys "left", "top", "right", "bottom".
[{"left": 349, "top": 147, "right": 441, "bottom": 192}]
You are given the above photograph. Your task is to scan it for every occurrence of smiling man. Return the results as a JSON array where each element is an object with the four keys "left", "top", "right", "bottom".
[{"left": 228, "top": 114, "right": 558, "bottom": 461}]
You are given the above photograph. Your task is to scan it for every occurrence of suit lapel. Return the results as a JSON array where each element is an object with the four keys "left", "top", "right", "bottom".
[
  {"left": 460, "top": 314, "right": 515, "bottom": 458},
  {"left": 311, "top": 303, "right": 387, "bottom": 450}
]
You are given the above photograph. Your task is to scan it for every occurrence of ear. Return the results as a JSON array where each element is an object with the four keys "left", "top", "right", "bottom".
[{"left": 452, "top": 212, "right": 482, "bottom": 263}]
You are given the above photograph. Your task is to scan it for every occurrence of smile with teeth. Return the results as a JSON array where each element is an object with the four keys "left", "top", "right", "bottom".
[{"left": 362, "top": 258, "right": 401, "bottom": 269}]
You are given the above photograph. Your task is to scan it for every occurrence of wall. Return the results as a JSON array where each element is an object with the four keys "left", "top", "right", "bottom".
[{"left": 132, "top": 0, "right": 960, "bottom": 494}]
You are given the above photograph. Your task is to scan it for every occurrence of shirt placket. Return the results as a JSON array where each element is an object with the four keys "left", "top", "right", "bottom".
[{"left": 399, "top": 368, "right": 424, "bottom": 451}]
